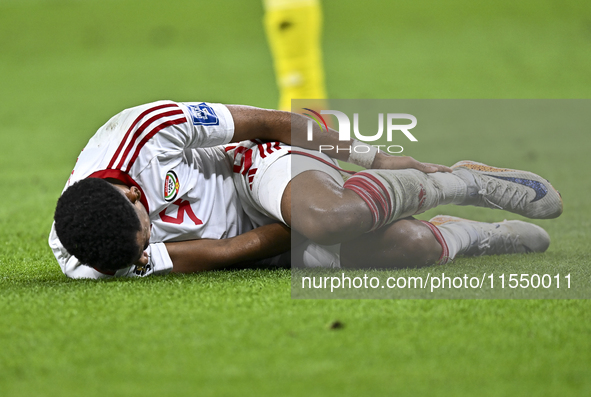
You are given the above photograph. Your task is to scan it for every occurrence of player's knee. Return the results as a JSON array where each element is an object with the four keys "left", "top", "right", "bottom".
[{"left": 289, "top": 172, "right": 372, "bottom": 245}]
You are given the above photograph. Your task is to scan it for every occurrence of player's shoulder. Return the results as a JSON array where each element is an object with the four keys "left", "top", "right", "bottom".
[
  {"left": 93, "top": 100, "right": 183, "bottom": 137},
  {"left": 125, "top": 99, "right": 178, "bottom": 111},
  {"left": 118, "top": 99, "right": 180, "bottom": 119},
  {"left": 116, "top": 100, "right": 231, "bottom": 128},
  {"left": 110, "top": 100, "right": 231, "bottom": 126}
]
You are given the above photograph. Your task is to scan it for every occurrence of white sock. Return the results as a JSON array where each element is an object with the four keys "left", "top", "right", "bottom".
[
  {"left": 435, "top": 221, "right": 479, "bottom": 259},
  {"left": 420, "top": 219, "right": 479, "bottom": 265}
]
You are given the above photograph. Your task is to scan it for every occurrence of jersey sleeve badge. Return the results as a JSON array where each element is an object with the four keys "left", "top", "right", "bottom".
[{"left": 187, "top": 103, "right": 219, "bottom": 126}]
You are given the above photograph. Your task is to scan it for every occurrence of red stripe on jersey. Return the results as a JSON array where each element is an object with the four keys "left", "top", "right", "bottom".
[
  {"left": 231, "top": 146, "right": 249, "bottom": 173},
  {"left": 125, "top": 116, "right": 187, "bottom": 172},
  {"left": 247, "top": 168, "right": 257, "bottom": 190},
  {"left": 116, "top": 109, "right": 185, "bottom": 170},
  {"left": 290, "top": 150, "right": 357, "bottom": 175},
  {"left": 88, "top": 169, "right": 150, "bottom": 213},
  {"left": 108, "top": 103, "right": 178, "bottom": 169},
  {"left": 258, "top": 143, "right": 267, "bottom": 158},
  {"left": 241, "top": 149, "right": 253, "bottom": 175}
]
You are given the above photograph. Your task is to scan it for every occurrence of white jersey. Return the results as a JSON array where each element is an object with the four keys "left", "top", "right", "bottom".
[{"left": 49, "top": 100, "right": 258, "bottom": 279}]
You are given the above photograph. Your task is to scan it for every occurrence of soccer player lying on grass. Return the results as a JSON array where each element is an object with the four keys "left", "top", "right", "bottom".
[{"left": 49, "top": 101, "right": 563, "bottom": 278}]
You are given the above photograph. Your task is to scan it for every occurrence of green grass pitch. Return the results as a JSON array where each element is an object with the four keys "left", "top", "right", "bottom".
[{"left": 1, "top": 0, "right": 590, "bottom": 395}]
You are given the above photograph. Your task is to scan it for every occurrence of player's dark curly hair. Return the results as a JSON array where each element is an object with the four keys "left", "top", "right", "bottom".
[{"left": 54, "top": 178, "right": 141, "bottom": 272}]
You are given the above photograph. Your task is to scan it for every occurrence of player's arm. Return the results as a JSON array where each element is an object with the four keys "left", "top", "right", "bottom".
[
  {"left": 226, "top": 105, "right": 451, "bottom": 173},
  {"left": 165, "top": 223, "right": 291, "bottom": 273}
]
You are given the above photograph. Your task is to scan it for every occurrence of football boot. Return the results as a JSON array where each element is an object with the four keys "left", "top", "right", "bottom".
[
  {"left": 451, "top": 160, "right": 562, "bottom": 219},
  {"left": 430, "top": 215, "right": 550, "bottom": 256}
]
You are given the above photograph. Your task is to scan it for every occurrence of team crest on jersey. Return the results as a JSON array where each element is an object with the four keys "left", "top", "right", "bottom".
[
  {"left": 164, "top": 170, "right": 180, "bottom": 202},
  {"left": 187, "top": 103, "right": 219, "bottom": 126}
]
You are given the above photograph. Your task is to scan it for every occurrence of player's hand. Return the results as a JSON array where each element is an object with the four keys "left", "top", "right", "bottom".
[
  {"left": 134, "top": 249, "right": 150, "bottom": 267},
  {"left": 373, "top": 154, "right": 452, "bottom": 173}
]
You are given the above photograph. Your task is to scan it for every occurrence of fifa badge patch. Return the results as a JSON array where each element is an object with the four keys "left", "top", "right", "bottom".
[
  {"left": 164, "top": 170, "right": 179, "bottom": 202},
  {"left": 187, "top": 103, "right": 219, "bottom": 126}
]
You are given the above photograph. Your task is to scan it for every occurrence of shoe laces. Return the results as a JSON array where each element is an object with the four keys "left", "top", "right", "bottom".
[
  {"left": 478, "top": 177, "right": 529, "bottom": 211},
  {"left": 476, "top": 228, "right": 521, "bottom": 256}
]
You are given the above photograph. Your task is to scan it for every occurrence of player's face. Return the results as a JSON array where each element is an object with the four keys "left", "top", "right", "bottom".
[{"left": 111, "top": 183, "right": 151, "bottom": 266}]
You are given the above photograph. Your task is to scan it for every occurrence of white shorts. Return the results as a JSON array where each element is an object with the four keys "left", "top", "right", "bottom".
[{"left": 226, "top": 141, "right": 345, "bottom": 268}]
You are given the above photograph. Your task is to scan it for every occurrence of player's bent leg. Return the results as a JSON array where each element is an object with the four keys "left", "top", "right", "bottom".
[
  {"left": 338, "top": 160, "right": 562, "bottom": 235},
  {"left": 282, "top": 170, "right": 374, "bottom": 245},
  {"left": 339, "top": 218, "right": 442, "bottom": 269},
  {"left": 337, "top": 214, "right": 550, "bottom": 270},
  {"left": 230, "top": 142, "right": 370, "bottom": 244}
]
